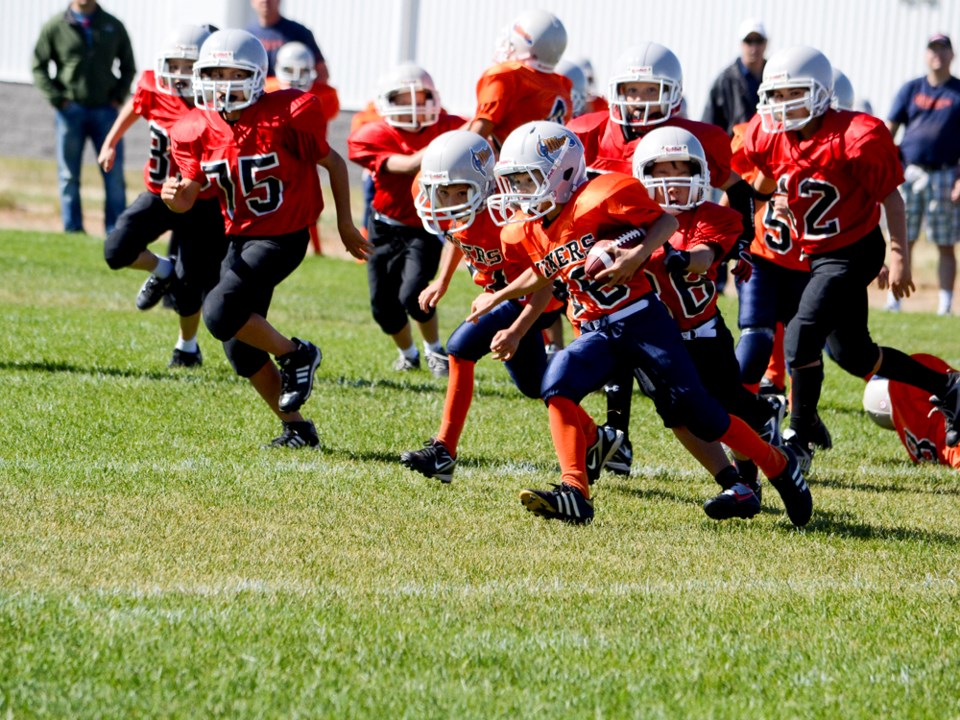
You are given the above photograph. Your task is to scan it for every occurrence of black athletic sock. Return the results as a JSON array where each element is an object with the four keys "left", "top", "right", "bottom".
[
  {"left": 789, "top": 363, "right": 824, "bottom": 434},
  {"left": 877, "top": 347, "right": 949, "bottom": 397},
  {"left": 715, "top": 465, "right": 741, "bottom": 489}
]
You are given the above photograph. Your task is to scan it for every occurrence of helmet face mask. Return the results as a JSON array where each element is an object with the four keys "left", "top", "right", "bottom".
[
  {"left": 607, "top": 44, "right": 684, "bottom": 128},
  {"left": 275, "top": 42, "right": 317, "bottom": 91},
  {"left": 415, "top": 131, "right": 495, "bottom": 235},
  {"left": 487, "top": 121, "right": 586, "bottom": 226},
  {"left": 757, "top": 46, "right": 834, "bottom": 133},
  {"left": 193, "top": 30, "right": 268, "bottom": 114},
  {"left": 632, "top": 126, "right": 711, "bottom": 213},
  {"left": 375, "top": 63, "right": 441, "bottom": 130}
]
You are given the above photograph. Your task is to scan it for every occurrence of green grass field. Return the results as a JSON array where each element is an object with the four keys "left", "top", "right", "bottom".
[{"left": 1, "top": 228, "right": 959, "bottom": 719}]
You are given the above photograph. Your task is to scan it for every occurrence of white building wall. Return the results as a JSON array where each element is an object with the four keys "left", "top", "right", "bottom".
[{"left": 4, "top": 0, "right": 960, "bottom": 123}]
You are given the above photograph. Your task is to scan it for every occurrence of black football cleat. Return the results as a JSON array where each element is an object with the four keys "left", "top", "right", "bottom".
[
  {"left": 136, "top": 266, "right": 176, "bottom": 310},
  {"left": 704, "top": 482, "right": 761, "bottom": 520},
  {"left": 400, "top": 438, "right": 457, "bottom": 483},
  {"left": 586, "top": 425, "right": 625, "bottom": 484},
  {"left": 266, "top": 420, "right": 319, "bottom": 449},
  {"left": 277, "top": 338, "right": 322, "bottom": 413},
  {"left": 931, "top": 371, "right": 960, "bottom": 447},
  {"left": 519, "top": 483, "right": 594, "bottom": 525},
  {"left": 768, "top": 446, "right": 812, "bottom": 527},
  {"left": 168, "top": 346, "right": 202, "bottom": 368}
]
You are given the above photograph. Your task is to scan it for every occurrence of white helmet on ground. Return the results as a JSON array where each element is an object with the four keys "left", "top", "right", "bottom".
[
  {"left": 632, "top": 126, "right": 711, "bottom": 213},
  {"left": 757, "top": 46, "right": 833, "bottom": 133},
  {"left": 155, "top": 24, "right": 213, "bottom": 97},
  {"left": 193, "top": 29, "right": 267, "bottom": 113},
  {"left": 375, "top": 62, "right": 441, "bottom": 130},
  {"left": 487, "top": 121, "right": 586, "bottom": 226},
  {"left": 415, "top": 131, "right": 495, "bottom": 235},
  {"left": 275, "top": 41, "right": 317, "bottom": 91},
  {"left": 607, "top": 43, "right": 684, "bottom": 127},
  {"left": 831, "top": 68, "right": 855, "bottom": 111},
  {"left": 496, "top": 10, "right": 567, "bottom": 72},
  {"left": 555, "top": 59, "right": 587, "bottom": 117},
  {"left": 863, "top": 376, "right": 896, "bottom": 430}
]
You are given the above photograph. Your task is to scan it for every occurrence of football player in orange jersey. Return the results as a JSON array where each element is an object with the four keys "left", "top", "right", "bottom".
[
  {"left": 467, "top": 9, "right": 573, "bottom": 150},
  {"left": 745, "top": 46, "right": 960, "bottom": 469},
  {"left": 348, "top": 63, "right": 466, "bottom": 377},
  {"left": 162, "top": 29, "right": 370, "bottom": 448},
  {"left": 633, "top": 126, "right": 785, "bottom": 519},
  {"left": 864, "top": 355, "right": 960, "bottom": 470},
  {"left": 468, "top": 121, "right": 811, "bottom": 526},
  {"left": 568, "top": 42, "right": 761, "bottom": 477},
  {"left": 99, "top": 24, "right": 226, "bottom": 368},
  {"left": 399, "top": 130, "right": 561, "bottom": 482}
]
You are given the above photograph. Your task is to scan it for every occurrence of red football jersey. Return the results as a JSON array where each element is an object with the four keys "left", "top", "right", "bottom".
[
  {"left": 731, "top": 121, "right": 808, "bottom": 272},
  {"left": 500, "top": 173, "right": 665, "bottom": 324},
  {"left": 742, "top": 109, "right": 904, "bottom": 255},
  {"left": 347, "top": 112, "right": 465, "bottom": 228},
  {"left": 132, "top": 70, "right": 193, "bottom": 195},
  {"left": 888, "top": 354, "right": 960, "bottom": 470},
  {"left": 170, "top": 90, "right": 330, "bottom": 237},
  {"left": 473, "top": 62, "right": 573, "bottom": 149},
  {"left": 643, "top": 202, "right": 740, "bottom": 331},
  {"left": 567, "top": 112, "right": 733, "bottom": 187}
]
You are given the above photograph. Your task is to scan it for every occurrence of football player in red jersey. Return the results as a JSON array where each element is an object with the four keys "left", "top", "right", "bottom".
[
  {"left": 161, "top": 29, "right": 370, "bottom": 448},
  {"left": 567, "top": 42, "right": 761, "bottom": 476},
  {"left": 399, "top": 130, "right": 561, "bottom": 482},
  {"left": 633, "top": 126, "right": 785, "bottom": 519},
  {"left": 467, "top": 9, "right": 573, "bottom": 150},
  {"left": 744, "top": 46, "right": 960, "bottom": 469},
  {"left": 98, "top": 24, "right": 227, "bottom": 368},
  {"left": 864, "top": 355, "right": 960, "bottom": 470},
  {"left": 348, "top": 63, "right": 466, "bottom": 377},
  {"left": 468, "top": 121, "right": 811, "bottom": 526}
]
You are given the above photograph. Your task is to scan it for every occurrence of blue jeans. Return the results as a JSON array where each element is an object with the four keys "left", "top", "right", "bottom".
[{"left": 55, "top": 102, "right": 126, "bottom": 233}]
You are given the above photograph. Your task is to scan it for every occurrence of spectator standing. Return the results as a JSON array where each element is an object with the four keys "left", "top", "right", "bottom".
[
  {"left": 702, "top": 19, "right": 768, "bottom": 135},
  {"left": 32, "top": 0, "right": 135, "bottom": 235},
  {"left": 246, "top": 0, "right": 328, "bottom": 83},
  {"left": 886, "top": 33, "right": 960, "bottom": 316}
]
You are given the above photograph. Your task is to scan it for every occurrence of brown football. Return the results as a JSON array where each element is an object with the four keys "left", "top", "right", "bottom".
[{"left": 583, "top": 229, "right": 646, "bottom": 280}]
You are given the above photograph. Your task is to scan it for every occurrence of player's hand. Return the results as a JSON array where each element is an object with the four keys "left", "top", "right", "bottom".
[
  {"left": 161, "top": 175, "right": 193, "bottom": 213},
  {"left": 338, "top": 221, "right": 373, "bottom": 261},
  {"left": 594, "top": 247, "right": 642, "bottom": 286},
  {"left": 888, "top": 262, "right": 915, "bottom": 300},
  {"left": 663, "top": 246, "right": 691, "bottom": 274},
  {"left": 490, "top": 328, "right": 520, "bottom": 361},
  {"left": 875, "top": 263, "right": 890, "bottom": 291},
  {"left": 419, "top": 280, "right": 447, "bottom": 312},
  {"left": 466, "top": 292, "right": 498, "bottom": 323},
  {"left": 98, "top": 146, "right": 115, "bottom": 173}
]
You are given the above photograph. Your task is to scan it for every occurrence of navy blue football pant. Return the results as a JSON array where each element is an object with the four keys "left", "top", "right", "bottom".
[
  {"left": 542, "top": 294, "right": 731, "bottom": 442},
  {"left": 736, "top": 255, "right": 810, "bottom": 384},
  {"left": 447, "top": 300, "right": 561, "bottom": 399},
  {"left": 203, "top": 228, "right": 309, "bottom": 377}
]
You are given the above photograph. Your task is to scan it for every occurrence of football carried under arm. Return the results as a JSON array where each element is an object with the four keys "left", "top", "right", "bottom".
[{"left": 591, "top": 213, "right": 679, "bottom": 285}]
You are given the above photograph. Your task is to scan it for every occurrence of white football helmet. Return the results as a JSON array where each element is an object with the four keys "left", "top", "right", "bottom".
[
  {"left": 155, "top": 24, "right": 213, "bottom": 97},
  {"left": 571, "top": 56, "right": 599, "bottom": 98},
  {"left": 193, "top": 29, "right": 267, "bottom": 113},
  {"left": 608, "top": 43, "right": 684, "bottom": 127},
  {"left": 487, "top": 121, "right": 586, "bottom": 226},
  {"left": 632, "top": 126, "right": 711, "bottom": 213},
  {"left": 757, "top": 46, "right": 834, "bottom": 133},
  {"left": 863, "top": 376, "right": 895, "bottom": 430},
  {"left": 375, "top": 62, "right": 440, "bottom": 130},
  {"left": 555, "top": 59, "right": 587, "bottom": 117},
  {"left": 275, "top": 41, "right": 317, "bottom": 91},
  {"left": 831, "top": 68, "right": 855, "bottom": 111},
  {"left": 495, "top": 10, "right": 567, "bottom": 72},
  {"left": 415, "top": 131, "right": 495, "bottom": 235}
]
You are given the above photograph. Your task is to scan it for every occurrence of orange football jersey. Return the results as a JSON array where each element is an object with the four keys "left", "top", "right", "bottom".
[
  {"left": 473, "top": 62, "right": 572, "bottom": 149},
  {"left": 500, "top": 173, "right": 665, "bottom": 324}
]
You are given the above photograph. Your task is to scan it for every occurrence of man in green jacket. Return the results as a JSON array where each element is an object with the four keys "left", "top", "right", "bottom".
[{"left": 33, "top": 0, "right": 136, "bottom": 234}]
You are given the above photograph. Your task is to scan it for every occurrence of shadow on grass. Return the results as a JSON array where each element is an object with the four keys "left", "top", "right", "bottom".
[
  {"left": 327, "top": 374, "right": 528, "bottom": 401},
  {"left": 0, "top": 358, "right": 239, "bottom": 384},
  {"left": 314, "top": 443, "right": 559, "bottom": 476},
  {"left": 613, "top": 482, "right": 782, "bottom": 517},
  {"left": 805, "top": 507, "right": 960, "bottom": 545},
  {"left": 810, "top": 473, "right": 960, "bottom": 496}
]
